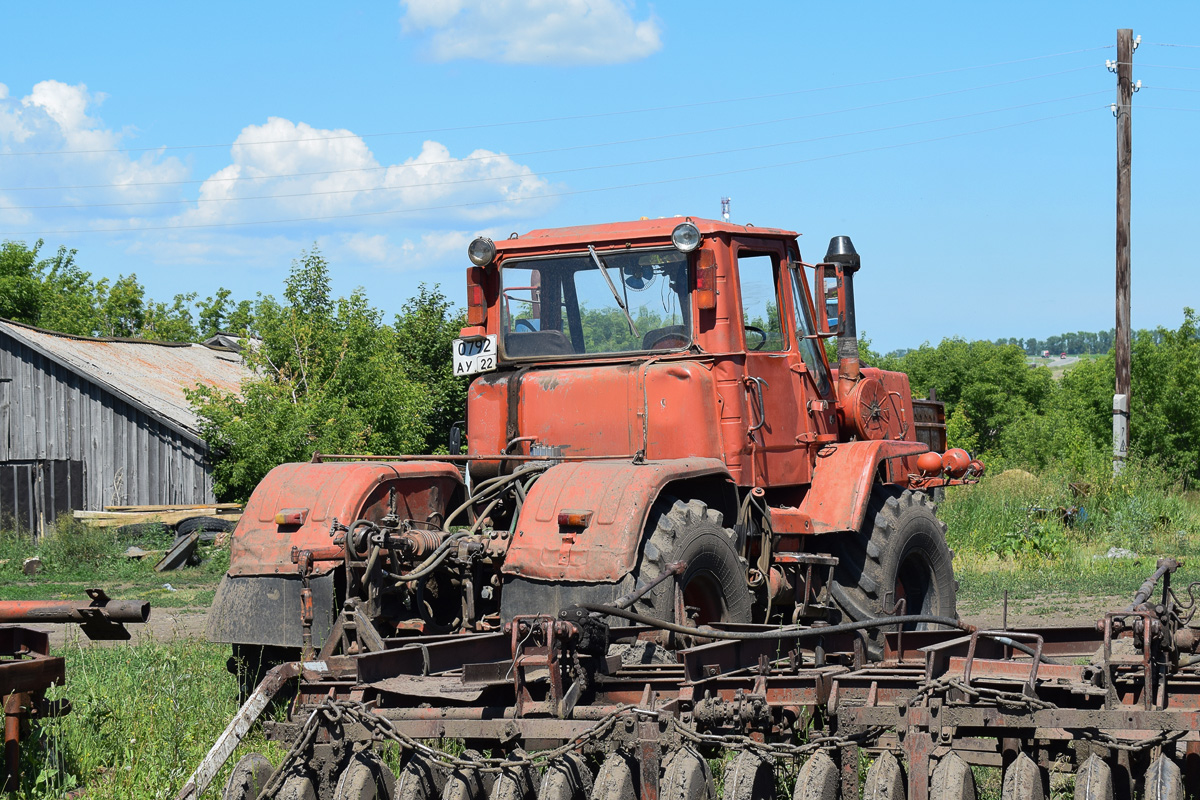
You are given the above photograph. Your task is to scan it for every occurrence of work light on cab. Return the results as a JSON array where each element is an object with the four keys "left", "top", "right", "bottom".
[
  {"left": 671, "top": 221, "right": 701, "bottom": 253},
  {"left": 468, "top": 236, "right": 496, "bottom": 266}
]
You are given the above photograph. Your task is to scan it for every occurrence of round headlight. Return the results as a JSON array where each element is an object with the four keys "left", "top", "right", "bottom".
[
  {"left": 671, "top": 222, "right": 701, "bottom": 253},
  {"left": 468, "top": 237, "right": 496, "bottom": 266}
]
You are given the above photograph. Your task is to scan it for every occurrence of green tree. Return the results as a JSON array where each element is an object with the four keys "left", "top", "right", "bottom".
[
  {"left": 0, "top": 239, "right": 47, "bottom": 323},
  {"left": 197, "top": 288, "right": 257, "bottom": 338},
  {"left": 189, "top": 248, "right": 444, "bottom": 500},
  {"left": 142, "top": 293, "right": 199, "bottom": 342},
  {"left": 394, "top": 285, "right": 468, "bottom": 453},
  {"left": 892, "top": 339, "right": 1052, "bottom": 454}
]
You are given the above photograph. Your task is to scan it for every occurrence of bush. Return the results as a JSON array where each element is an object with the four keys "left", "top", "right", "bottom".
[
  {"left": 39, "top": 515, "right": 117, "bottom": 570},
  {"left": 940, "top": 458, "right": 1200, "bottom": 564}
]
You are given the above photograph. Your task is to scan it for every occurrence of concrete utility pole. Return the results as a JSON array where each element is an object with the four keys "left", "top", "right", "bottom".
[{"left": 1113, "top": 28, "right": 1135, "bottom": 476}]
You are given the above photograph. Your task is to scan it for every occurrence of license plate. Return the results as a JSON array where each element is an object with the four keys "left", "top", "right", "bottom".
[{"left": 452, "top": 335, "right": 497, "bottom": 376}]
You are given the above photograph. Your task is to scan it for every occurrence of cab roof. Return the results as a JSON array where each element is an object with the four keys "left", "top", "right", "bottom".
[{"left": 494, "top": 217, "right": 799, "bottom": 254}]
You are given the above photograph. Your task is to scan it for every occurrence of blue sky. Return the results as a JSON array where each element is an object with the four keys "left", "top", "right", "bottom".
[{"left": 1, "top": 2, "right": 1197, "bottom": 352}]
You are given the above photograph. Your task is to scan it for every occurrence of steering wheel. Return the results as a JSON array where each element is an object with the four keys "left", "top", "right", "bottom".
[
  {"left": 744, "top": 325, "right": 768, "bottom": 351},
  {"left": 515, "top": 319, "right": 537, "bottom": 333},
  {"left": 647, "top": 332, "right": 689, "bottom": 351}
]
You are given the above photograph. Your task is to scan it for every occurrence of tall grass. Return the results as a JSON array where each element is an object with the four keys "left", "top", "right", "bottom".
[
  {"left": 15, "top": 635, "right": 286, "bottom": 799},
  {"left": 0, "top": 515, "right": 228, "bottom": 608},
  {"left": 939, "top": 458, "right": 1200, "bottom": 610}
]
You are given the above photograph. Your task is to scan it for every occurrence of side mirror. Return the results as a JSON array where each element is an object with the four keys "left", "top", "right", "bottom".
[
  {"left": 814, "top": 263, "right": 844, "bottom": 335},
  {"left": 448, "top": 420, "right": 466, "bottom": 455}
]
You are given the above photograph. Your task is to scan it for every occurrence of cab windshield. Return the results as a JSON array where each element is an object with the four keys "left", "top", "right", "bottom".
[{"left": 499, "top": 248, "right": 691, "bottom": 359}]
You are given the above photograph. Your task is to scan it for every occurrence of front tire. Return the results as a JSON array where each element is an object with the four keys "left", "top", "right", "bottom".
[
  {"left": 828, "top": 488, "right": 956, "bottom": 654},
  {"left": 632, "top": 497, "right": 752, "bottom": 626}
]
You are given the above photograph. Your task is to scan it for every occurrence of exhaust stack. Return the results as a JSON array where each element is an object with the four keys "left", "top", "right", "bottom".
[{"left": 825, "top": 235, "right": 861, "bottom": 398}]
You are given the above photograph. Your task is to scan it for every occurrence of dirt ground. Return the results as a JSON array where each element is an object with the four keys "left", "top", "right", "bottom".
[{"left": 44, "top": 605, "right": 210, "bottom": 649}]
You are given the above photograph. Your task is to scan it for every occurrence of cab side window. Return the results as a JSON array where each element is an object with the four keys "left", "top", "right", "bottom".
[{"left": 737, "top": 252, "right": 786, "bottom": 351}]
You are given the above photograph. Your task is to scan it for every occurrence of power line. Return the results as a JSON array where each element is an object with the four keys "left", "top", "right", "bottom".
[
  {"left": 0, "top": 65, "right": 1103, "bottom": 193},
  {"left": 1140, "top": 85, "right": 1200, "bottom": 93},
  {"left": 0, "top": 106, "right": 1106, "bottom": 237},
  {"left": 1117, "top": 62, "right": 1200, "bottom": 71},
  {"left": 1147, "top": 42, "right": 1200, "bottom": 49},
  {"left": 0, "top": 46, "right": 1114, "bottom": 157},
  {"left": 0, "top": 92, "right": 1109, "bottom": 212}
]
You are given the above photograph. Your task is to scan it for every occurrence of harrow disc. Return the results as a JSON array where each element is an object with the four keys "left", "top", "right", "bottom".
[
  {"left": 1145, "top": 756, "right": 1184, "bottom": 800},
  {"left": 223, "top": 752, "right": 273, "bottom": 800},
  {"left": 864, "top": 753, "right": 906, "bottom": 800},
  {"left": 930, "top": 754, "right": 975, "bottom": 800},
  {"left": 395, "top": 754, "right": 446, "bottom": 800},
  {"left": 661, "top": 746, "right": 715, "bottom": 800},
  {"left": 442, "top": 750, "right": 489, "bottom": 800},
  {"left": 722, "top": 752, "right": 773, "bottom": 800},
  {"left": 489, "top": 756, "right": 537, "bottom": 800},
  {"left": 593, "top": 753, "right": 639, "bottom": 800},
  {"left": 1074, "top": 755, "right": 1112, "bottom": 800},
  {"left": 794, "top": 752, "right": 839, "bottom": 800},
  {"left": 334, "top": 752, "right": 397, "bottom": 800},
  {"left": 536, "top": 753, "right": 593, "bottom": 800},
  {"left": 277, "top": 773, "right": 319, "bottom": 800},
  {"left": 1001, "top": 754, "right": 1044, "bottom": 800}
]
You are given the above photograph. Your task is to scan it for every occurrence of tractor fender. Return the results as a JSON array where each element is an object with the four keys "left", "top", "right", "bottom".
[
  {"left": 501, "top": 457, "right": 731, "bottom": 583},
  {"left": 798, "top": 440, "right": 929, "bottom": 534},
  {"left": 209, "top": 460, "right": 462, "bottom": 649},
  {"left": 228, "top": 460, "right": 463, "bottom": 578}
]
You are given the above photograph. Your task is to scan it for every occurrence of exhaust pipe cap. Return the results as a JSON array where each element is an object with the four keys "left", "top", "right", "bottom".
[{"left": 825, "top": 236, "right": 860, "bottom": 272}]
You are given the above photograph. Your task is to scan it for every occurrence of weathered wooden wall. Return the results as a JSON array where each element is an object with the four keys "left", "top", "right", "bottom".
[{"left": 0, "top": 334, "right": 214, "bottom": 528}]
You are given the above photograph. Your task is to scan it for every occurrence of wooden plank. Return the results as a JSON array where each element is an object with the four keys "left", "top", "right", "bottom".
[
  {"left": 74, "top": 509, "right": 242, "bottom": 528},
  {"left": 103, "top": 503, "right": 243, "bottom": 512}
]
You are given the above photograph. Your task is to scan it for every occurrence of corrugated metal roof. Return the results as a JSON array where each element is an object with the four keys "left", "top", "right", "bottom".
[{"left": 0, "top": 319, "right": 249, "bottom": 440}]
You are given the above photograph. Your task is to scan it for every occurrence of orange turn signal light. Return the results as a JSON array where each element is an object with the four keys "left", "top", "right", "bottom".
[
  {"left": 557, "top": 510, "right": 593, "bottom": 528},
  {"left": 275, "top": 508, "right": 309, "bottom": 526},
  {"left": 695, "top": 250, "right": 717, "bottom": 311}
]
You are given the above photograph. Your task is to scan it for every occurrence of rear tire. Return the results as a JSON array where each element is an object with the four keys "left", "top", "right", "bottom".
[
  {"left": 828, "top": 488, "right": 956, "bottom": 657},
  {"left": 632, "top": 497, "right": 752, "bottom": 626}
]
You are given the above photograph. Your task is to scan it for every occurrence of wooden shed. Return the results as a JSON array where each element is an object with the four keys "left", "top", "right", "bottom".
[{"left": 0, "top": 319, "right": 250, "bottom": 534}]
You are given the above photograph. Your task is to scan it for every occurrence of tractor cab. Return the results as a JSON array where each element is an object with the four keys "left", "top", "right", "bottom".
[{"left": 453, "top": 218, "right": 911, "bottom": 491}]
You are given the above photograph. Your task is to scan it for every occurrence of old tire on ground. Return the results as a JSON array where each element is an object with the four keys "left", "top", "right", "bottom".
[
  {"left": 223, "top": 752, "right": 274, "bottom": 800},
  {"left": 828, "top": 488, "right": 956, "bottom": 656},
  {"left": 632, "top": 497, "right": 752, "bottom": 626},
  {"left": 177, "top": 515, "right": 238, "bottom": 535}
]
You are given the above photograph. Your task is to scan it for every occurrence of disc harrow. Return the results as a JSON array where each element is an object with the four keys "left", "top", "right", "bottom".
[{"left": 177, "top": 559, "right": 1200, "bottom": 800}]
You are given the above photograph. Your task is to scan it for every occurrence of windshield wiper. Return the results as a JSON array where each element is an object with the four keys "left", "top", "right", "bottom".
[{"left": 588, "top": 245, "right": 639, "bottom": 338}]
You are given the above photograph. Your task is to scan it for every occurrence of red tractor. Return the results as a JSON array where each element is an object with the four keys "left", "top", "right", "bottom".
[{"left": 207, "top": 217, "right": 981, "bottom": 686}]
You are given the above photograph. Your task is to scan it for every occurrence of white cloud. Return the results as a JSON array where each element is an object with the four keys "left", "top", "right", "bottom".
[
  {"left": 399, "top": 0, "right": 662, "bottom": 65},
  {"left": 174, "top": 117, "right": 552, "bottom": 228},
  {"left": 0, "top": 80, "right": 187, "bottom": 224}
]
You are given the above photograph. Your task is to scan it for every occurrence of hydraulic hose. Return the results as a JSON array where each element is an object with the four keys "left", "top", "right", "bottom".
[{"left": 578, "top": 603, "right": 971, "bottom": 641}]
